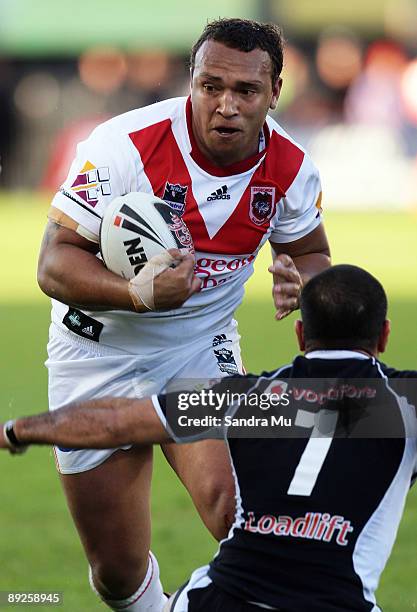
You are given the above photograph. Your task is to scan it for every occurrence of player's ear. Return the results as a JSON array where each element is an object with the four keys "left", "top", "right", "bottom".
[
  {"left": 377, "top": 319, "right": 391, "bottom": 354},
  {"left": 270, "top": 77, "right": 282, "bottom": 110},
  {"left": 295, "top": 319, "right": 305, "bottom": 351}
]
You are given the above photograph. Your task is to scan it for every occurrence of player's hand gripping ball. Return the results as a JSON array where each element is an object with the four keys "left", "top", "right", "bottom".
[
  {"left": 100, "top": 191, "right": 194, "bottom": 280},
  {"left": 100, "top": 192, "right": 195, "bottom": 310}
]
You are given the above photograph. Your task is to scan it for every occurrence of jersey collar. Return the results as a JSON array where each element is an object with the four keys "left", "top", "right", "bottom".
[
  {"left": 185, "top": 96, "right": 269, "bottom": 177},
  {"left": 305, "top": 350, "right": 372, "bottom": 360}
]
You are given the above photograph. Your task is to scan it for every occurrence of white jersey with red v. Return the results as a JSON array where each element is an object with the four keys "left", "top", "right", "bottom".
[{"left": 51, "top": 96, "right": 322, "bottom": 353}]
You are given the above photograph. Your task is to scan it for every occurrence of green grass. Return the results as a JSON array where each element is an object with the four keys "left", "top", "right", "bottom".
[{"left": 0, "top": 194, "right": 416, "bottom": 611}]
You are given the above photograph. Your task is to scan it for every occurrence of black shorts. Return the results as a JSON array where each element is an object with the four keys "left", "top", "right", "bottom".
[{"left": 171, "top": 579, "right": 280, "bottom": 611}]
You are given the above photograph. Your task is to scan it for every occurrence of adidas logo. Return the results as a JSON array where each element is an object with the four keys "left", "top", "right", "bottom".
[
  {"left": 82, "top": 325, "right": 94, "bottom": 336},
  {"left": 207, "top": 185, "right": 231, "bottom": 201}
]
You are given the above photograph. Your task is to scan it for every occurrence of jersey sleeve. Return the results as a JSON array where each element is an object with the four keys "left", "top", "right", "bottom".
[
  {"left": 269, "top": 154, "right": 323, "bottom": 244},
  {"left": 50, "top": 125, "right": 134, "bottom": 239},
  {"left": 150, "top": 375, "right": 257, "bottom": 443}
]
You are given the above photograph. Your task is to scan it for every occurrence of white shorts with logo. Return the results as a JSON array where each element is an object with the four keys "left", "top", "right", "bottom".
[{"left": 46, "top": 321, "right": 242, "bottom": 474}]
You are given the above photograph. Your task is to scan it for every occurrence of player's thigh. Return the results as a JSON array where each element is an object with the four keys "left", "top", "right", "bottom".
[
  {"left": 60, "top": 444, "right": 153, "bottom": 568},
  {"left": 161, "top": 323, "right": 242, "bottom": 525},
  {"left": 46, "top": 329, "right": 160, "bottom": 473},
  {"left": 162, "top": 322, "right": 242, "bottom": 496},
  {"left": 46, "top": 331, "right": 157, "bottom": 568},
  {"left": 162, "top": 439, "right": 234, "bottom": 508}
]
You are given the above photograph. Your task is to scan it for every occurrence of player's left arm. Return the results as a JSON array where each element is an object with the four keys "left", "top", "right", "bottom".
[
  {"left": 268, "top": 147, "right": 330, "bottom": 320},
  {"left": 269, "top": 223, "right": 330, "bottom": 320},
  {"left": 0, "top": 397, "right": 171, "bottom": 454}
]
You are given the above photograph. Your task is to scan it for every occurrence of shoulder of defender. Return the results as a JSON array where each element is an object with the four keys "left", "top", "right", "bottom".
[{"left": 378, "top": 361, "right": 417, "bottom": 379}]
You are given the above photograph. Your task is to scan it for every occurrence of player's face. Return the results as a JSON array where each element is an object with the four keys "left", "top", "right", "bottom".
[{"left": 191, "top": 40, "right": 281, "bottom": 167}]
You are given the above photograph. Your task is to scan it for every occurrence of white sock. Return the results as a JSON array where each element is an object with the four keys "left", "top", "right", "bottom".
[{"left": 89, "top": 552, "right": 167, "bottom": 612}]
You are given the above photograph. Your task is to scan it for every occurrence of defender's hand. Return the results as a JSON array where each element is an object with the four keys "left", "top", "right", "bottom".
[
  {"left": 268, "top": 254, "right": 303, "bottom": 321},
  {"left": 1, "top": 420, "right": 28, "bottom": 454},
  {"left": 0, "top": 424, "right": 8, "bottom": 450}
]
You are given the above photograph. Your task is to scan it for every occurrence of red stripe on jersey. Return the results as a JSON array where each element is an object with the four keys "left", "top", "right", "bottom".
[
  {"left": 195, "top": 130, "right": 305, "bottom": 254},
  {"left": 129, "top": 119, "right": 175, "bottom": 196},
  {"left": 129, "top": 120, "right": 305, "bottom": 256},
  {"left": 264, "top": 130, "right": 305, "bottom": 196},
  {"left": 129, "top": 119, "right": 211, "bottom": 248}
]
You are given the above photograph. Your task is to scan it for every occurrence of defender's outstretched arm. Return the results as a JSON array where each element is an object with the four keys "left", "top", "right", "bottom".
[{"left": 1, "top": 397, "right": 170, "bottom": 453}]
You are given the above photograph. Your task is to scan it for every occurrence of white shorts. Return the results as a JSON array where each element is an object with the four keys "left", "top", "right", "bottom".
[{"left": 46, "top": 321, "right": 242, "bottom": 474}]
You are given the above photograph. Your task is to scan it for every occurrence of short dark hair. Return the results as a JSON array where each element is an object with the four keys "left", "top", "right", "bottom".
[
  {"left": 300, "top": 265, "right": 388, "bottom": 351},
  {"left": 190, "top": 18, "right": 284, "bottom": 84}
]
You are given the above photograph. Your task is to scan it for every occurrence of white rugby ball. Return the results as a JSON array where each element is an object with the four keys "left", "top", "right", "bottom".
[{"left": 100, "top": 192, "right": 194, "bottom": 279}]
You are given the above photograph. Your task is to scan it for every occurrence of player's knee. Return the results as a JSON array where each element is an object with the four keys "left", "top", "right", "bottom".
[{"left": 90, "top": 554, "right": 148, "bottom": 600}]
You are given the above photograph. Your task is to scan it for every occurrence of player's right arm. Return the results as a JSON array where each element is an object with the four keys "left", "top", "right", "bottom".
[
  {"left": 38, "top": 123, "right": 200, "bottom": 312},
  {"left": 37, "top": 221, "right": 198, "bottom": 312},
  {"left": 1, "top": 376, "right": 253, "bottom": 453},
  {"left": 1, "top": 397, "right": 170, "bottom": 452},
  {"left": 38, "top": 220, "right": 134, "bottom": 310}
]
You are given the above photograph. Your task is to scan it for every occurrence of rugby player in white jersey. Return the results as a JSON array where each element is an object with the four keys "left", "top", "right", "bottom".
[{"left": 36, "top": 18, "right": 330, "bottom": 612}]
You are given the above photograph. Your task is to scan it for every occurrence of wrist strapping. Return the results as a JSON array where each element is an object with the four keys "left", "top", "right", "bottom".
[
  {"left": 3, "top": 420, "right": 28, "bottom": 455},
  {"left": 128, "top": 252, "right": 177, "bottom": 311}
]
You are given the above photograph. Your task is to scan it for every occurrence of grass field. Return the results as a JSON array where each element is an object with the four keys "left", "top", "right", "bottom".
[{"left": 0, "top": 194, "right": 416, "bottom": 611}]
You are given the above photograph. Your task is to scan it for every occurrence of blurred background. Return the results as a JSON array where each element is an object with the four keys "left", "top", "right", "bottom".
[
  {"left": 1, "top": 0, "right": 417, "bottom": 207},
  {"left": 1, "top": 1, "right": 417, "bottom": 610}
]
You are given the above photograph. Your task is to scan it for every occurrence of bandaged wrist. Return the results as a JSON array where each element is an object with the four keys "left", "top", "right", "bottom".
[{"left": 128, "top": 252, "right": 176, "bottom": 312}]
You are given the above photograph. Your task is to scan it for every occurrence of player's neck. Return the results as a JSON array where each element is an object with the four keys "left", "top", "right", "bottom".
[
  {"left": 193, "top": 127, "right": 259, "bottom": 167},
  {"left": 186, "top": 97, "right": 267, "bottom": 176}
]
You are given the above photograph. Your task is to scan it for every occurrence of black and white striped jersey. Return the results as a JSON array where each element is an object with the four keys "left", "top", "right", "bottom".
[{"left": 154, "top": 350, "right": 417, "bottom": 611}]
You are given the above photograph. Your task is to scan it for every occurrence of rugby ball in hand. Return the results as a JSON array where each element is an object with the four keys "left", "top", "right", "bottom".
[{"left": 100, "top": 192, "right": 193, "bottom": 279}]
